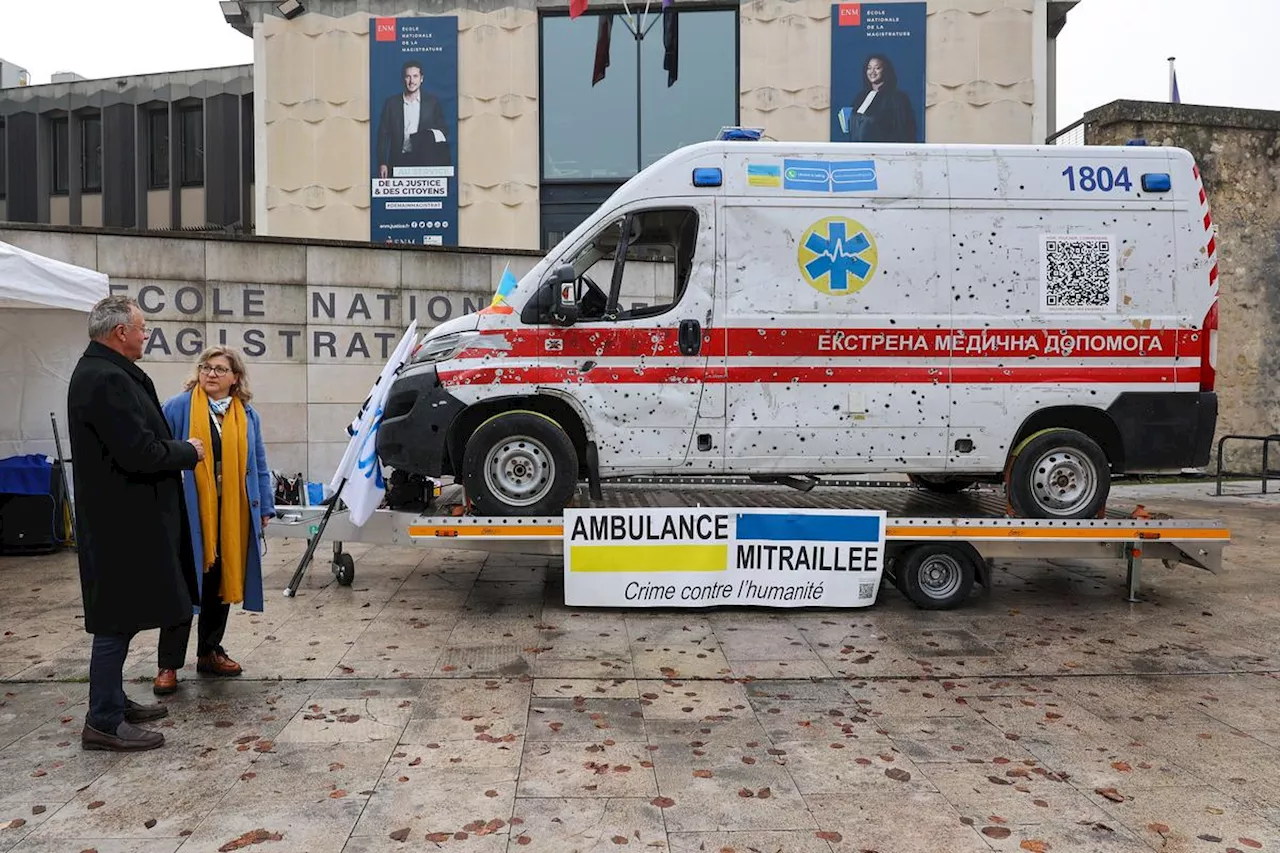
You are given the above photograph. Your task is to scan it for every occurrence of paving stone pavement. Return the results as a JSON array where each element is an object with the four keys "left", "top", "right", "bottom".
[{"left": 1, "top": 484, "right": 1279, "bottom": 853}]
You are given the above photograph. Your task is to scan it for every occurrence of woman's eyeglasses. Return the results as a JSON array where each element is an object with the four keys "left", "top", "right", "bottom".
[{"left": 198, "top": 364, "right": 233, "bottom": 377}]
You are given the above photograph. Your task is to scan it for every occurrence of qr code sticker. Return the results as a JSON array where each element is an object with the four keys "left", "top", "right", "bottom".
[
  {"left": 858, "top": 582, "right": 876, "bottom": 599},
  {"left": 1040, "top": 235, "right": 1118, "bottom": 312}
]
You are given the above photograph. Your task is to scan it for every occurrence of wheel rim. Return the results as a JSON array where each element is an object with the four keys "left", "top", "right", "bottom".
[
  {"left": 919, "top": 554, "right": 963, "bottom": 600},
  {"left": 1028, "top": 446, "right": 1098, "bottom": 516},
  {"left": 483, "top": 435, "right": 555, "bottom": 508}
]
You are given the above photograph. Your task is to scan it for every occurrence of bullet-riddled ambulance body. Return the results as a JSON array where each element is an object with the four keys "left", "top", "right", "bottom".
[{"left": 376, "top": 137, "right": 1220, "bottom": 520}]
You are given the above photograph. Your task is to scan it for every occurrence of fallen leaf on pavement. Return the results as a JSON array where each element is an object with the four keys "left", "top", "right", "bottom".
[
  {"left": 982, "top": 827, "right": 1012, "bottom": 839},
  {"left": 1096, "top": 787, "right": 1125, "bottom": 803},
  {"left": 389, "top": 828, "right": 410, "bottom": 842},
  {"left": 218, "top": 829, "right": 285, "bottom": 851},
  {"left": 815, "top": 831, "right": 843, "bottom": 842},
  {"left": 693, "top": 770, "right": 713, "bottom": 778},
  {"left": 1020, "top": 841, "right": 1049, "bottom": 852}
]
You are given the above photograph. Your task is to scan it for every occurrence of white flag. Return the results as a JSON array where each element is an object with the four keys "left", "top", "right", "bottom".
[{"left": 327, "top": 320, "right": 419, "bottom": 527}]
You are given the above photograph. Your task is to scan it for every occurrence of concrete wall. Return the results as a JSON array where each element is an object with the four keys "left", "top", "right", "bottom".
[
  {"left": 1085, "top": 100, "right": 1280, "bottom": 469},
  {"left": 0, "top": 224, "right": 541, "bottom": 483},
  {"left": 256, "top": 0, "right": 1053, "bottom": 250}
]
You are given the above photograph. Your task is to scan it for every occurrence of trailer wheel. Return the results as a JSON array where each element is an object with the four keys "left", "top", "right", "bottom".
[
  {"left": 333, "top": 552, "right": 355, "bottom": 587},
  {"left": 898, "top": 544, "right": 978, "bottom": 610},
  {"left": 462, "top": 410, "right": 578, "bottom": 516},
  {"left": 908, "top": 474, "right": 976, "bottom": 494},
  {"left": 1006, "top": 428, "right": 1110, "bottom": 519}
]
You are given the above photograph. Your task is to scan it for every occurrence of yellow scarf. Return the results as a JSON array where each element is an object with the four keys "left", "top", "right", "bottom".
[{"left": 189, "top": 387, "right": 251, "bottom": 604}]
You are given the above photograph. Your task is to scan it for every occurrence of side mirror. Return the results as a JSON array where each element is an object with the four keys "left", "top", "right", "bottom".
[{"left": 549, "top": 264, "right": 579, "bottom": 327}]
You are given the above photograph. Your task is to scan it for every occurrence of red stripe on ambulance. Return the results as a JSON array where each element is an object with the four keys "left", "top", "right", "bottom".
[{"left": 438, "top": 365, "right": 1192, "bottom": 387}]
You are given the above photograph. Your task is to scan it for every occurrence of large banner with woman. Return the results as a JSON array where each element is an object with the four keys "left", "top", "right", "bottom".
[{"left": 830, "top": 3, "right": 926, "bottom": 144}]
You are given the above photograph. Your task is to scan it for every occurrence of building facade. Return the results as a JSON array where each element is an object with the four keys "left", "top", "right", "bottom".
[
  {"left": 0, "top": 0, "right": 1077, "bottom": 251},
  {"left": 0, "top": 65, "right": 254, "bottom": 232}
]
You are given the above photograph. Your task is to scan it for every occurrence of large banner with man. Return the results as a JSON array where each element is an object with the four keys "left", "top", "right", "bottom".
[
  {"left": 369, "top": 16, "right": 459, "bottom": 246},
  {"left": 830, "top": 3, "right": 926, "bottom": 144}
]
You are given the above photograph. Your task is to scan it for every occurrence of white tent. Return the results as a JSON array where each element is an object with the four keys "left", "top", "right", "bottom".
[{"left": 0, "top": 240, "right": 110, "bottom": 460}]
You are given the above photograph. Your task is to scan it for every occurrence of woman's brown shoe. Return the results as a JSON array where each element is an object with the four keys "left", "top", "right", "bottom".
[
  {"left": 153, "top": 668, "right": 178, "bottom": 695},
  {"left": 197, "top": 650, "right": 243, "bottom": 677}
]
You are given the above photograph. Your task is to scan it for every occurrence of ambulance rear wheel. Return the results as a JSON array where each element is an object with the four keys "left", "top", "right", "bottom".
[
  {"left": 897, "top": 544, "right": 978, "bottom": 610},
  {"left": 463, "top": 410, "right": 578, "bottom": 516},
  {"left": 1006, "top": 428, "right": 1110, "bottom": 519}
]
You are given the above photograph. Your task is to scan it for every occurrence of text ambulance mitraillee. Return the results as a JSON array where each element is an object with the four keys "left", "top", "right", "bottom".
[{"left": 567, "top": 510, "right": 882, "bottom": 603}]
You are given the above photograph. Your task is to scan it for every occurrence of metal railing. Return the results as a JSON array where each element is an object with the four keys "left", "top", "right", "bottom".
[
  {"left": 1214, "top": 434, "right": 1280, "bottom": 495},
  {"left": 1046, "top": 117, "right": 1085, "bottom": 146}
]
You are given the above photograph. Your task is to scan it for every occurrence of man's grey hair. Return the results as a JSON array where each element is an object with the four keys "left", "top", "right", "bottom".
[{"left": 87, "top": 295, "right": 138, "bottom": 341}]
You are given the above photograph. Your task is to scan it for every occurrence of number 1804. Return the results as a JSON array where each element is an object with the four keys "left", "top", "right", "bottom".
[{"left": 1062, "top": 165, "right": 1133, "bottom": 193}]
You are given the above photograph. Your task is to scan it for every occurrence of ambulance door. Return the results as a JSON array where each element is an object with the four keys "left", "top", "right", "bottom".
[
  {"left": 721, "top": 154, "right": 953, "bottom": 474},
  {"left": 549, "top": 200, "right": 720, "bottom": 472}
]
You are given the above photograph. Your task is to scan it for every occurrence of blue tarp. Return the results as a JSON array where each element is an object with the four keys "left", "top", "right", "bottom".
[{"left": 0, "top": 454, "right": 53, "bottom": 497}]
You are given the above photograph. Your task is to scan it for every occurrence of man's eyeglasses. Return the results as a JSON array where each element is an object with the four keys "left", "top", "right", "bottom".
[{"left": 198, "top": 364, "right": 233, "bottom": 377}]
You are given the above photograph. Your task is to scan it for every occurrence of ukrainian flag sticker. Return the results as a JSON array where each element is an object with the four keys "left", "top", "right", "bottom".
[{"left": 746, "top": 163, "right": 782, "bottom": 188}]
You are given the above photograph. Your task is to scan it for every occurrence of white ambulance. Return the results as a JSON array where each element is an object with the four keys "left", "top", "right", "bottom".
[{"left": 376, "top": 134, "right": 1220, "bottom": 520}]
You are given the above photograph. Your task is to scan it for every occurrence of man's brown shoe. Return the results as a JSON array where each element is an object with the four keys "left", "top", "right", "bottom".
[
  {"left": 197, "top": 650, "right": 242, "bottom": 677},
  {"left": 153, "top": 668, "right": 178, "bottom": 695},
  {"left": 82, "top": 720, "right": 164, "bottom": 752}
]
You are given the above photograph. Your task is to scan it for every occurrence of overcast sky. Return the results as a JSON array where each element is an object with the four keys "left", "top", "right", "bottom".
[{"left": 1, "top": 0, "right": 1277, "bottom": 135}]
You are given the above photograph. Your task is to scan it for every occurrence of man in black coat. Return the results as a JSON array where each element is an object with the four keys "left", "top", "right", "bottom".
[
  {"left": 67, "top": 295, "right": 205, "bottom": 751},
  {"left": 374, "top": 59, "right": 451, "bottom": 177}
]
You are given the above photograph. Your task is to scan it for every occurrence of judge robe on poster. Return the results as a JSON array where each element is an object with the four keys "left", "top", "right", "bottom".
[{"left": 830, "top": 3, "right": 926, "bottom": 144}]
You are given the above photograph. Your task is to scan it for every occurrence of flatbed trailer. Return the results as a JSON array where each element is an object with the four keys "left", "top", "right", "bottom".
[{"left": 264, "top": 477, "right": 1230, "bottom": 610}]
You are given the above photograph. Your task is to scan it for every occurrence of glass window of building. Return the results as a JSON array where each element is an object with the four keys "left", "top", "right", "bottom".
[
  {"left": 179, "top": 106, "right": 204, "bottom": 186},
  {"left": 538, "top": 7, "right": 737, "bottom": 248},
  {"left": 81, "top": 114, "right": 102, "bottom": 193},
  {"left": 51, "top": 117, "right": 69, "bottom": 195},
  {"left": 0, "top": 119, "right": 6, "bottom": 200},
  {"left": 149, "top": 109, "right": 170, "bottom": 189}
]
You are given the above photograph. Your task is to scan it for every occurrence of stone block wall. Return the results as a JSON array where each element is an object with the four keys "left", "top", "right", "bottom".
[{"left": 1084, "top": 100, "right": 1280, "bottom": 471}]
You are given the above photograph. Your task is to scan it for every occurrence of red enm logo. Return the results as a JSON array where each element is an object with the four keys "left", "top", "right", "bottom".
[
  {"left": 375, "top": 17, "right": 397, "bottom": 41},
  {"left": 837, "top": 3, "right": 861, "bottom": 26}
]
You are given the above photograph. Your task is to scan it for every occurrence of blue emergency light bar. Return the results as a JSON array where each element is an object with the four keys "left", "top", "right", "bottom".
[
  {"left": 1141, "top": 172, "right": 1172, "bottom": 192},
  {"left": 692, "top": 167, "right": 723, "bottom": 187},
  {"left": 717, "top": 127, "right": 764, "bottom": 141}
]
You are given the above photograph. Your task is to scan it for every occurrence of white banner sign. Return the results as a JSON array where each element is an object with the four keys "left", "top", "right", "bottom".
[
  {"left": 564, "top": 507, "right": 887, "bottom": 608},
  {"left": 371, "top": 177, "right": 449, "bottom": 198}
]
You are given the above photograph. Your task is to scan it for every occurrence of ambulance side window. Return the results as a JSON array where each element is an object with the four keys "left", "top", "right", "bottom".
[
  {"left": 615, "top": 209, "right": 698, "bottom": 321},
  {"left": 527, "top": 207, "right": 699, "bottom": 325}
]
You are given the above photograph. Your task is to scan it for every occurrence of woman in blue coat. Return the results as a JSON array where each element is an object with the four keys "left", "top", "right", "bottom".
[{"left": 154, "top": 345, "right": 275, "bottom": 695}]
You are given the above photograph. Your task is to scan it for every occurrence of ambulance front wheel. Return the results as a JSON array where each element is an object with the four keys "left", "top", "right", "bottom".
[
  {"left": 1005, "top": 428, "right": 1110, "bottom": 520},
  {"left": 462, "top": 410, "right": 579, "bottom": 516}
]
